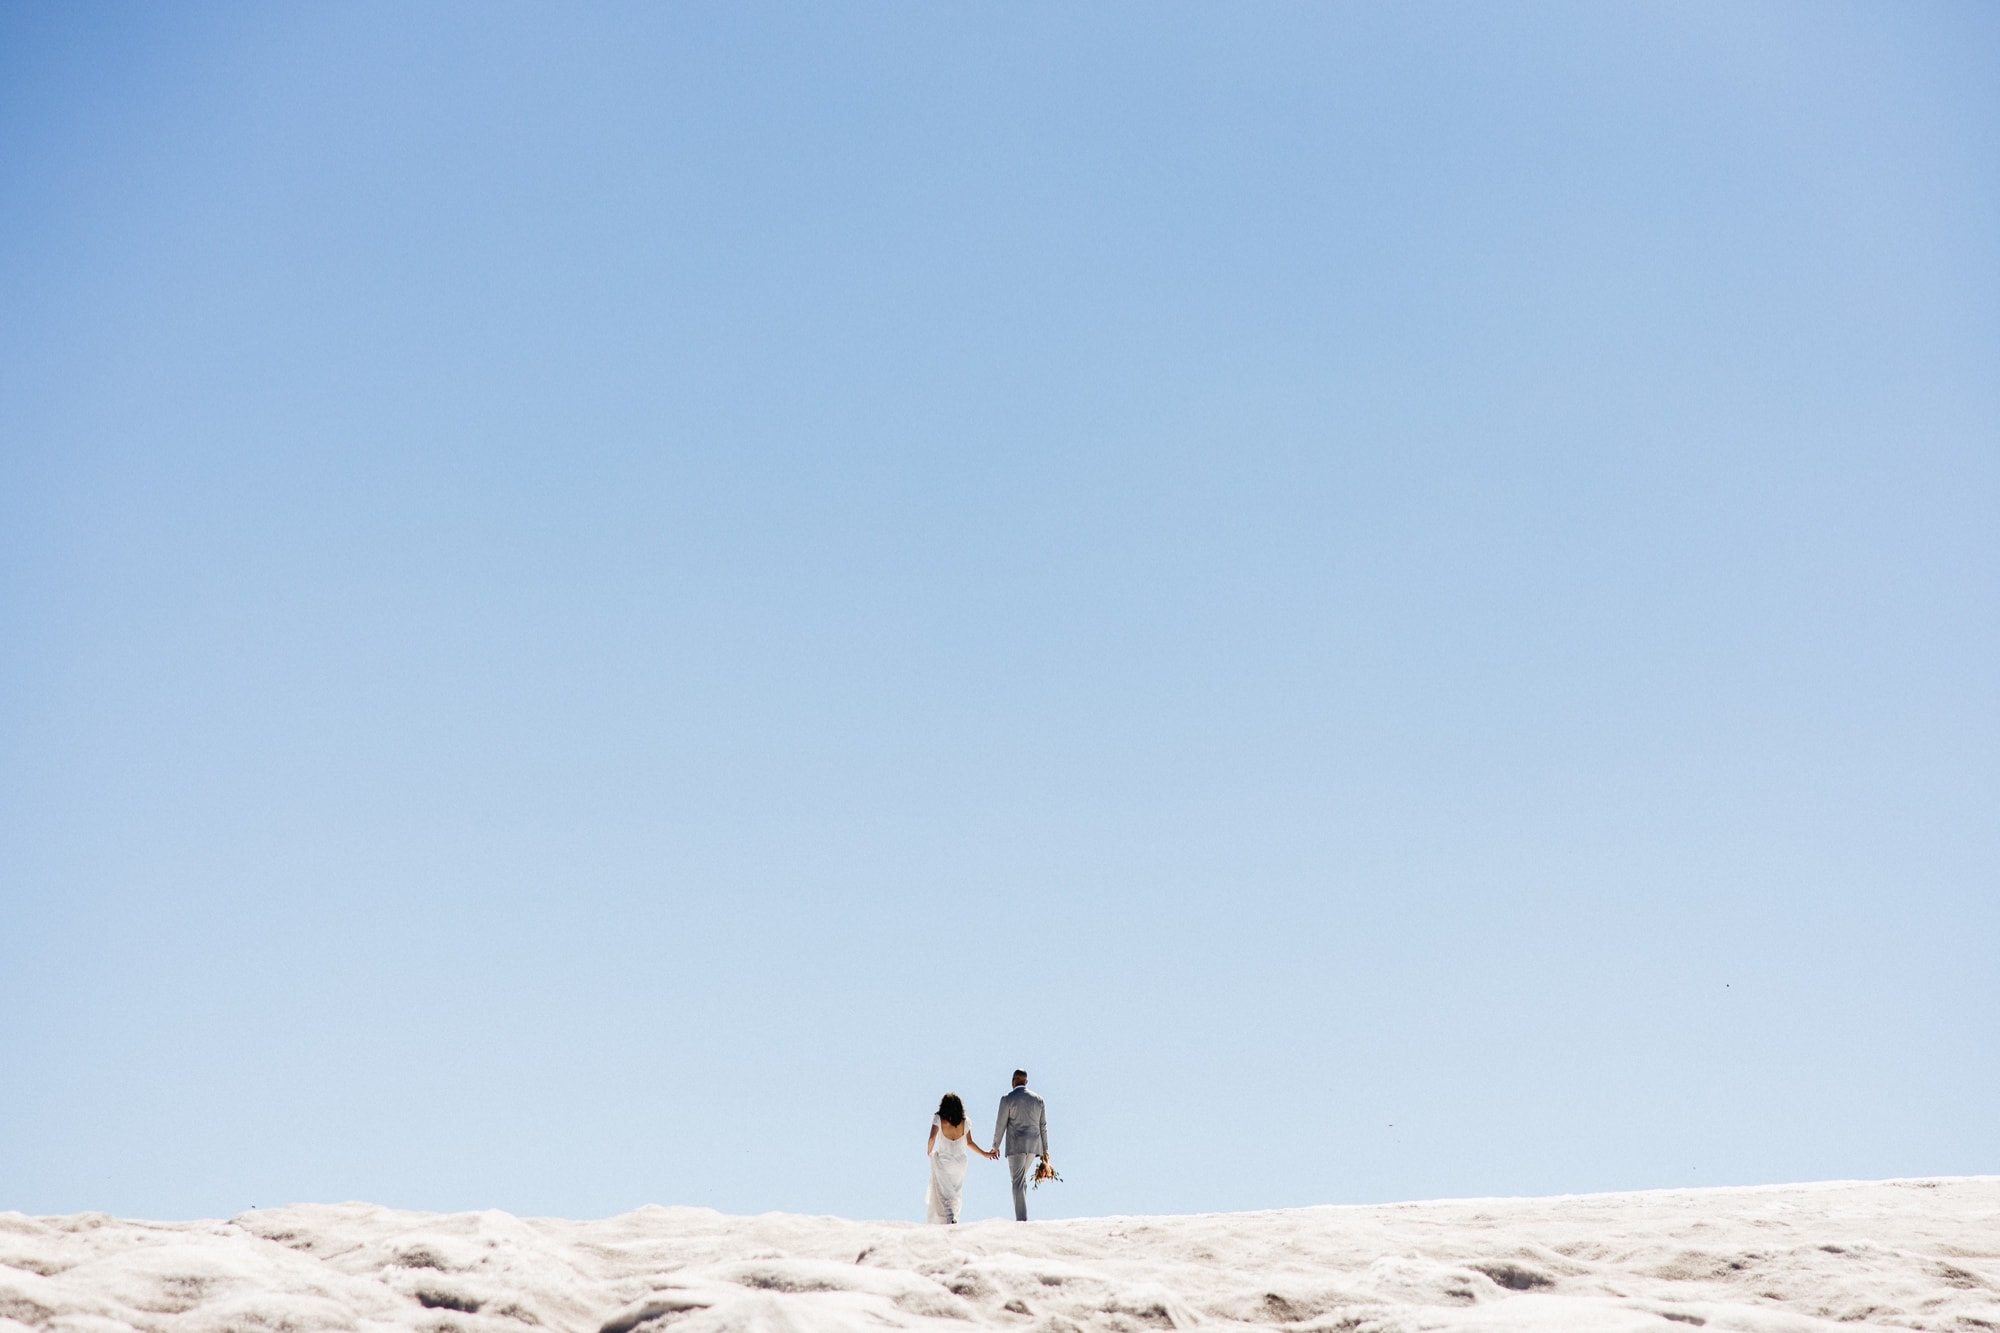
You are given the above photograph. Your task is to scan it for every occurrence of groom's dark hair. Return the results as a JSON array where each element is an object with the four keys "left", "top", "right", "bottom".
[{"left": 1012, "top": 1069, "right": 1027, "bottom": 1084}]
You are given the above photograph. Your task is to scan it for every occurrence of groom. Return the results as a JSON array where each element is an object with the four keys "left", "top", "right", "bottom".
[{"left": 992, "top": 1069, "right": 1049, "bottom": 1222}]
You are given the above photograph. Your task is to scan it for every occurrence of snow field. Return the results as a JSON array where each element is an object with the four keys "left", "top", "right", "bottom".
[{"left": 3, "top": 1178, "right": 1996, "bottom": 1333}]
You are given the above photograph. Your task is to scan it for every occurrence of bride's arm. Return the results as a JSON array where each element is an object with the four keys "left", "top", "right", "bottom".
[
  {"left": 926, "top": 1121, "right": 938, "bottom": 1155},
  {"left": 965, "top": 1130, "right": 997, "bottom": 1160}
]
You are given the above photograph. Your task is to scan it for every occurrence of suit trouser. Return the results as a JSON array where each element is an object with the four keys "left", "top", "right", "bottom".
[{"left": 1007, "top": 1154, "right": 1033, "bottom": 1221}]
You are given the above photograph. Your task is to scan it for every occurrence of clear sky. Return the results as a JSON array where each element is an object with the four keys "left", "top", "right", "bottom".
[{"left": 2, "top": 3, "right": 1996, "bottom": 1226}]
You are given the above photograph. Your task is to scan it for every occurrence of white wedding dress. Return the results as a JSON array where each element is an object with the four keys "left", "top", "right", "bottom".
[{"left": 926, "top": 1115, "right": 969, "bottom": 1224}]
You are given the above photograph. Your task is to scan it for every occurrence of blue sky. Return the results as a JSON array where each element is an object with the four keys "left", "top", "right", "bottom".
[{"left": 2, "top": 2, "right": 1996, "bottom": 1225}]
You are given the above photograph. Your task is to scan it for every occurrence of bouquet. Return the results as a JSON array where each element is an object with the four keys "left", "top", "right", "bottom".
[{"left": 1031, "top": 1157, "right": 1063, "bottom": 1189}]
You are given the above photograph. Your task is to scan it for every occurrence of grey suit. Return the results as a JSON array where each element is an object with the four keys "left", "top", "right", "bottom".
[{"left": 993, "top": 1085, "right": 1048, "bottom": 1221}]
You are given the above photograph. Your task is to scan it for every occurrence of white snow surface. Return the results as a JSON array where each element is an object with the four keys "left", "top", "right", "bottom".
[{"left": 4, "top": 1179, "right": 1998, "bottom": 1333}]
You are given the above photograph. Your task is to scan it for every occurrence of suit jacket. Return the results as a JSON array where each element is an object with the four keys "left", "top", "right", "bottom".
[{"left": 993, "top": 1085, "right": 1047, "bottom": 1159}]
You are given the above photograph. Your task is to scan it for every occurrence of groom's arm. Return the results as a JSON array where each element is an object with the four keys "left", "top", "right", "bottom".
[
  {"left": 1037, "top": 1102, "right": 1048, "bottom": 1159},
  {"left": 994, "top": 1104, "right": 1007, "bottom": 1157}
]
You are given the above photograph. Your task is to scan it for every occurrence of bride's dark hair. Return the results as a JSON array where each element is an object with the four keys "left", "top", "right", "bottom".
[{"left": 937, "top": 1093, "right": 965, "bottom": 1126}]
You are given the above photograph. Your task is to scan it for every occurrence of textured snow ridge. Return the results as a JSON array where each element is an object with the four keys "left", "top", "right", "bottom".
[{"left": 4, "top": 1179, "right": 1998, "bottom": 1333}]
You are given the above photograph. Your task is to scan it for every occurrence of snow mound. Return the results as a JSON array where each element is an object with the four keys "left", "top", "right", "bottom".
[{"left": 3, "top": 1179, "right": 1997, "bottom": 1333}]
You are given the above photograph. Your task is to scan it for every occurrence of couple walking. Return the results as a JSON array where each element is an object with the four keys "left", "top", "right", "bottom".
[{"left": 924, "top": 1069, "right": 1050, "bottom": 1224}]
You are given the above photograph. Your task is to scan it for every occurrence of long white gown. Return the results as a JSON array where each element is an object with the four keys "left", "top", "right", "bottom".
[{"left": 926, "top": 1115, "right": 969, "bottom": 1224}]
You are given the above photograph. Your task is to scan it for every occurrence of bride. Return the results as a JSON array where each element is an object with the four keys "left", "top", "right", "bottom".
[{"left": 925, "top": 1092, "right": 997, "bottom": 1224}]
